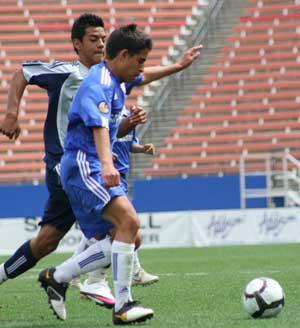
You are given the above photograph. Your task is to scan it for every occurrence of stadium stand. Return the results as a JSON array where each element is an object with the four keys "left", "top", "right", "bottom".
[
  {"left": 145, "top": 0, "right": 300, "bottom": 178},
  {"left": 0, "top": 0, "right": 203, "bottom": 183}
]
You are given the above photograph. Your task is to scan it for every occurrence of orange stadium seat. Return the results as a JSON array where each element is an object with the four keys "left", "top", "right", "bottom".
[
  {"left": 145, "top": 165, "right": 241, "bottom": 177},
  {"left": 171, "top": 121, "right": 300, "bottom": 136},
  {"left": 0, "top": 162, "right": 44, "bottom": 173},
  {"left": 222, "top": 41, "right": 300, "bottom": 55},
  {"left": 245, "top": 4, "right": 300, "bottom": 16},
  {"left": 0, "top": 172, "right": 44, "bottom": 184},
  {"left": 227, "top": 31, "right": 300, "bottom": 44},
  {"left": 208, "top": 61, "right": 300, "bottom": 74},
  {"left": 202, "top": 70, "right": 300, "bottom": 84},
  {"left": 176, "top": 111, "right": 300, "bottom": 126},
  {"left": 165, "top": 131, "right": 300, "bottom": 147}
]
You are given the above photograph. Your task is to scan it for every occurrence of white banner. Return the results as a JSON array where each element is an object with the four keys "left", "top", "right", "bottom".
[{"left": 1, "top": 208, "right": 300, "bottom": 254}]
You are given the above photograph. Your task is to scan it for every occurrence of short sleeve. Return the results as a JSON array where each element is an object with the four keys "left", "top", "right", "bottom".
[
  {"left": 79, "top": 83, "right": 111, "bottom": 129},
  {"left": 22, "top": 61, "right": 73, "bottom": 89}
]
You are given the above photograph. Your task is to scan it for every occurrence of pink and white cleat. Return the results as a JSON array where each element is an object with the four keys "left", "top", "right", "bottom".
[{"left": 80, "top": 278, "right": 115, "bottom": 309}]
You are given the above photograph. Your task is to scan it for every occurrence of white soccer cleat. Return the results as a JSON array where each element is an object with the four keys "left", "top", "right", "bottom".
[
  {"left": 80, "top": 278, "right": 115, "bottom": 309},
  {"left": 132, "top": 268, "right": 159, "bottom": 286},
  {"left": 38, "top": 267, "right": 68, "bottom": 321},
  {"left": 113, "top": 301, "right": 154, "bottom": 325},
  {"left": 50, "top": 298, "right": 67, "bottom": 321},
  {"left": 0, "top": 264, "right": 7, "bottom": 285}
]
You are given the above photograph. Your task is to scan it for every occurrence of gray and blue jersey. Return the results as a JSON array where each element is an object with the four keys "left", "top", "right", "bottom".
[{"left": 23, "top": 60, "right": 88, "bottom": 169}]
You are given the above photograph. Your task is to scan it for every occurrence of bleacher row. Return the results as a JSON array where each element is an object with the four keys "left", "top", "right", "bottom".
[
  {"left": 146, "top": 0, "right": 300, "bottom": 177},
  {"left": 0, "top": 0, "right": 201, "bottom": 183}
]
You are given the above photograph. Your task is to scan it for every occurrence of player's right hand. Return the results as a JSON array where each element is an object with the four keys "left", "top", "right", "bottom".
[
  {"left": 0, "top": 113, "right": 21, "bottom": 140},
  {"left": 102, "top": 164, "right": 120, "bottom": 188},
  {"left": 129, "top": 105, "right": 147, "bottom": 125}
]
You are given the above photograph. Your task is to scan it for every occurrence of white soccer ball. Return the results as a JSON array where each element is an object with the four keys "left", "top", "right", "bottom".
[{"left": 242, "top": 277, "right": 285, "bottom": 318}]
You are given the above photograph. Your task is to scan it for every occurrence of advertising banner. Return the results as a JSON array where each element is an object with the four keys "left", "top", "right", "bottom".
[{"left": 1, "top": 208, "right": 300, "bottom": 254}]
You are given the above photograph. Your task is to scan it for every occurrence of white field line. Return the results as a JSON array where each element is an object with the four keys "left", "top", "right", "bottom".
[{"left": 18, "top": 269, "right": 282, "bottom": 281}]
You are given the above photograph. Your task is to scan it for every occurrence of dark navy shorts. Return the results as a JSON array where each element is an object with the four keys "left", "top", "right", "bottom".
[{"left": 39, "top": 167, "right": 76, "bottom": 233}]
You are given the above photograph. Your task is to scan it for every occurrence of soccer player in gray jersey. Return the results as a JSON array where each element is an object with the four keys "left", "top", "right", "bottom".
[{"left": 0, "top": 13, "right": 202, "bottom": 310}]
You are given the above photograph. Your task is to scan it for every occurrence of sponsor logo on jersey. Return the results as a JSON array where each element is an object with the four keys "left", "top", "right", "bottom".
[{"left": 98, "top": 102, "right": 109, "bottom": 113}]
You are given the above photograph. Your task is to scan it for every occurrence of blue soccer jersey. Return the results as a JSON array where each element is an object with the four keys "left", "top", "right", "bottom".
[
  {"left": 60, "top": 62, "right": 138, "bottom": 238},
  {"left": 64, "top": 63, "right": 125, "bottom": 158}
]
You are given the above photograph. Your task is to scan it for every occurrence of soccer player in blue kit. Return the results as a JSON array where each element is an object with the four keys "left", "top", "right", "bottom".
[
  {"left": 73, "top": 106, "right": 157, "bottom": 289},
  {"left": 39, "top": 24, "right": 155, "bottom": 325},
  {"left": 0, "top": 12, "right": 202, "bottom": 307}
]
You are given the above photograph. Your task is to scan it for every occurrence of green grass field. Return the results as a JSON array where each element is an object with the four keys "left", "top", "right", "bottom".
[{"left": 0, "top": 243, "right": 299, "bottom": 328}]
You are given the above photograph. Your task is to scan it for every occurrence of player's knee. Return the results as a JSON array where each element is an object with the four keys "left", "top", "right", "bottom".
[{"left": 121, "top": 213, "right": 140, "bottom": 235}]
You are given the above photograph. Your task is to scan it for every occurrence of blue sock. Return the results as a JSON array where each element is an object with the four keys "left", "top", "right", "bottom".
[{"left": 4, "top": 240, "right": 38, "bottom": 279}]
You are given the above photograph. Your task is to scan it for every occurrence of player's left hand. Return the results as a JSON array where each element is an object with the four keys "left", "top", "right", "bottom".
[
  {"left": 0, "top": 113, "right": 21, "bottom": 140},
  {"left": 129, "top": 106, "right": 147, "bottom": 126},
  {"left": 143, "top": 143, "right": 155, "bottom": 155},
  {"left": 178, "top": 45, "right": 203, "bottom": 68}
]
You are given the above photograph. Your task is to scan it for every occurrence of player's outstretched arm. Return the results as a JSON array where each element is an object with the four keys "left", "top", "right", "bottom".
[
  {"left": 0, "top": 68, "right": 28, "bottom": 140},
  {"left": 141, "top": 44, "right": 203, "bottom": 85}
]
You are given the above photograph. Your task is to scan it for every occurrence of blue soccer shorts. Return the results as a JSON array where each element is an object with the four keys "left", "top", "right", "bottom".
[{"left": 60, "top": 153, "right": 126, "bottom": 239}]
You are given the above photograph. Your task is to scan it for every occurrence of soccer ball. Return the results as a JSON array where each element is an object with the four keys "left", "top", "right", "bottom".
[{"left": 242, "top": 277, "right": 285, "bottom": 318}]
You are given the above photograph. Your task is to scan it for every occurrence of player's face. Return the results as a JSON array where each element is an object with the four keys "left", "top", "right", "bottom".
[
  {"left": 76, "top": 26, "right": 106, "bottom": 68},
  {"left": 121, "top": 48, "right": 150, "bottom": 82}
]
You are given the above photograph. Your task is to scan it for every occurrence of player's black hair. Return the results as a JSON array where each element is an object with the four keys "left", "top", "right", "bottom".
[
  {"left": 105, "top": 24, "right": 152, "bottom": 59},
  {"left": 71, "top": 13, "right": 105, "bottom": 53}
]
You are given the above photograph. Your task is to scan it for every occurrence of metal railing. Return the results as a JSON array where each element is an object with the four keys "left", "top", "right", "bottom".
[{"left": 240, "top": 152, "right": 300, "bottom": 209}]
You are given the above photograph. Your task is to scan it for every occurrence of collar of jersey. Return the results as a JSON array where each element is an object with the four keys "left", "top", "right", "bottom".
[
  {"left": 77, "top": 60, "right": 89, "bottom": 76},
  {"left": 103, "top": 61, "right": 122, "bottom": 83}
]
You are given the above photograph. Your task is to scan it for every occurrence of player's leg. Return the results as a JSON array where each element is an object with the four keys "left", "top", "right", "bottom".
[
  {"left": 132, "top": 231, "right": 159, "bottom": 286},
  {"left": 119, "top": 174, "right": 159, "bottom": 287},
  {"left": 69, "top": 233, "right": 87, "bottom": 288},
  {"left": 38, "top": 236, "right": 113, "bottom": 320},
  {"left": 71, "top": 232, "right": 115, "bottom": 306},
  {"left": 0, "top": 168, "right": 73, "bottom": 285},
  {"left": 38, "top": 183, "right": 117, "bottom": 320},
  {"left": 102, "top": 196, "right": 154, "bottom": 325},
  {"left": 0, "top": 224, "right": 65, "bottom": 284}
]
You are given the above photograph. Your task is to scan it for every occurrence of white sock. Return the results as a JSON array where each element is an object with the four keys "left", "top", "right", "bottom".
[
  {"left": 133, "top": 251, "right": 141, "bottom": 275},
  {"left": 112, "top": 240, "right": 135, "bottom": 312},
  {"left": 0, "top": 263, "right": 8, "bottom": 284},
  {"left": 54, "top": 237, "right": 111, "bottom": 283}
]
